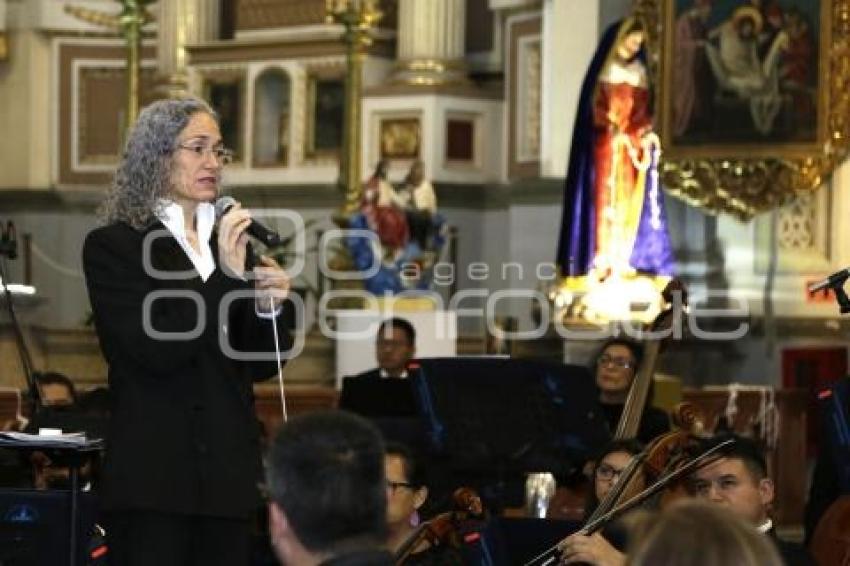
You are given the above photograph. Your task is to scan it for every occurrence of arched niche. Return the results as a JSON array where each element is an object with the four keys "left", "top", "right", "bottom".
[{"left": 252, "top": 67, "right": 291, "bottom": 167}]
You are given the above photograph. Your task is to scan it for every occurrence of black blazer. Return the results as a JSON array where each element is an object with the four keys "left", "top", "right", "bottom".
[{"left": 83, "top": 221, "right": 290, "bottom": 518}]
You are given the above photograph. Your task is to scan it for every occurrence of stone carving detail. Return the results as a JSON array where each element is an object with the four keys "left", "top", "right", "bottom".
[
  {"left": 237, "top": 0, "right": 327, "bottom": 30},
  {"left": 776, "top": 194, "right": 817, "bottom": 251}
]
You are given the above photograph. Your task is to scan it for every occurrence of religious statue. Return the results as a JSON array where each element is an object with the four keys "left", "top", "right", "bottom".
[
  {"left": 556, "top": 18, "right": 675, "bottom": 282},
  {"left": 399, "top": 160, "right": 438, "bottom": 251},
  {"left": 347, "top": 160, "right": 446, "bottom": 294},
  {"left": 361, "top": 159, "right": 409, "bottom": 250}
]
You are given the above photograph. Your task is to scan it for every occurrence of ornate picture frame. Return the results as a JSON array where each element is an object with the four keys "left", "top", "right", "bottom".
[{"left": 635, "top": 0, "right": 850, "bottom": 219}]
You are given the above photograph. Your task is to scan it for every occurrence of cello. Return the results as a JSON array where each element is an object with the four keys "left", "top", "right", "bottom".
[{"left": 580, "top": 278, "right": 689, "bottom": 526}]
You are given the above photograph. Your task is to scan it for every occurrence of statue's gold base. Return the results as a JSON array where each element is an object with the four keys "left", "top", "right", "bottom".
[{"left": 553, "top": 272, "right": 671, "bottom": 325}]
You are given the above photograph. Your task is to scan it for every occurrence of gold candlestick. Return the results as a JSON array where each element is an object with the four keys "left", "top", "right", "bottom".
[
  {"left": 65, "top": 0, "right": 154, "bottom": 134},
  {"left": 326, "top": 0, "right": 384, "bottom": 219}
]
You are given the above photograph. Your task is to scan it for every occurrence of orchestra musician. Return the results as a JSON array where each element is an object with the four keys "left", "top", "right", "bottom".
[
  {"left": 560, "top": 439, "right": 645, "bottom": 566},
  {"left": 592, "top": 338, "right": 670, "bottom": 444}
]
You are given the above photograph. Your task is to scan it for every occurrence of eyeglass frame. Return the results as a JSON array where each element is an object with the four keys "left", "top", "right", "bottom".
[
  {"left": 386, "top": 480, "right": 416, "bottom": 492},
  {"left": 595, "top": 462, "right": 626, "bottom": 482},
  {"left": 175, "top": 142, "right": 235, "bottom": 165},
  {"left": 596, "top": 354, "right": 635, "bottom": 370}
]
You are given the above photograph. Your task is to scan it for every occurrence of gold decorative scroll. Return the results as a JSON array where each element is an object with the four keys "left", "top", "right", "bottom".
[{"left": 634, "top": 0, "right": 850, "bottom": 219}]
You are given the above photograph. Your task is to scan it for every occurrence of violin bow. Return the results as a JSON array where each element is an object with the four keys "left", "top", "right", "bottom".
[{"left": 522, "top": 439, "right": 734, "bottom": 566}]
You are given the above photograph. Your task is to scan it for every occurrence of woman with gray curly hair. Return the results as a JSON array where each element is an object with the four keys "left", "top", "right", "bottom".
[{"left": 82, "top": 97, "right": 292, "bottom": 566}]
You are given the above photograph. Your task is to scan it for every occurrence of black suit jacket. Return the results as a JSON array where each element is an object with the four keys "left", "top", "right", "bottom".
[
  {"left": 767, "top": 527, "right": 815, "bottom": 566},
  {"left": 83, "top": 221, "right": 290, "bottom": 518}
]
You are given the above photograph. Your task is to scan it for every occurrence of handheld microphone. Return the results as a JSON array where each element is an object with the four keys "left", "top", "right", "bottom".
[
  {"left": 214, "top": 196, "right": 283, "bottom": 247},
  {"left": 808, "top": 268, "right": 850, "bottom": 294}
]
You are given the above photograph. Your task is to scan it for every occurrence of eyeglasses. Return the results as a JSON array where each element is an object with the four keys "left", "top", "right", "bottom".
[
  {"left": 176, "top": 143, "right": 234, "bottom": 165},
  {"left": 386, "top": 480, "right": 415, "bottom": 492},
  {"left": 595, "top": 463, "right": 625, "bottom": 481},
  {"left": 597, "top": 355, "right": 634, "bottom": 370}
]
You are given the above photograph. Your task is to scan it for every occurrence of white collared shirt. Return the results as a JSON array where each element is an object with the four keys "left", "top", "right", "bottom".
[
  {"left": 156, "top": 199, "right": 281, "bottom": 319},
  {"left": 379, "top": 369, "right": 409, "bottom": 379},
  {"left": 156, "top": 200, "right": 216, "bottom": 281}
]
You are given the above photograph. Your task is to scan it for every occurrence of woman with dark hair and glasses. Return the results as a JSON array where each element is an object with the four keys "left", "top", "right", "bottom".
[
  {"left": 561, "top": 439, "right": 645, "bottom": 566},
  {"left": 386, "top": 443, "right": 463, "bottom": 565},
  {"left": 83, "top": 98, "right": 291, "bottom": 566},
  {"left": 592, "top": 338, "right": 670, "bottom": 444}
]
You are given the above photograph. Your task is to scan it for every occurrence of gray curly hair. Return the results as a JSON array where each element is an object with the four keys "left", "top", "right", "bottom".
[{"left": 99, "top": 97, "right": 218, "bottom": 230}]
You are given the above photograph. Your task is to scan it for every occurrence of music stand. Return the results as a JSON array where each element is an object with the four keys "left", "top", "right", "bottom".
[
  {"left": 0, "top": 436, "right": 103, "bottom": 566},
  {"left": 411, "top": 358, "right": 610, "bottom": 507}
]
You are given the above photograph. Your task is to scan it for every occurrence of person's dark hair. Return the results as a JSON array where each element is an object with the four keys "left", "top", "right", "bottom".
[
  {"left": 266, "top": 410, "right": 387, "bottom": 553},
  {"left": 584, "top": 438, "right": 645, "bottom": 520},
  {"left": 378, "top": 317, "right": 416, "bottom": 347},
  {"left": 99, "top": 97, "right": 217, "bottom": 230},
  {"left": 385, "top": 442, "right": 426, "bottom": 489},
  {"left": 700, "top": 433, "right": 768, "bottom": 481},
  {"left": 626, "top": 500, "right": 783, "bottom": 566},
  {"left": 34, "top": 372, "right": 77, "bottom": 403}
]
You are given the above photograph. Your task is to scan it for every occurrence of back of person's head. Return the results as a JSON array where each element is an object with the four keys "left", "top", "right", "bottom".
[
  {"left": 378, "top": 317, "right": 416, "bottom": 347},
  {"left": 266, "top": 410, "right": 387, "bottom": 554},
  {"left": 626, "top": 500, "right": 783, "bottom": 566}
]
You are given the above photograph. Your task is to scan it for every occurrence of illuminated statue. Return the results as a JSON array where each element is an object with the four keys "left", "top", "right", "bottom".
[{"left": 556, "top": 18, "right": 675, "bottom": 282}]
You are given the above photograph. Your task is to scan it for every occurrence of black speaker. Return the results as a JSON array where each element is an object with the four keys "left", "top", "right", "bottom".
[{"left": 0, "top": 489, "right": 98, "bottom": 565}]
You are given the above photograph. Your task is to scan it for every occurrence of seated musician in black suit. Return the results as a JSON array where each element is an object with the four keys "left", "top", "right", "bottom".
[
  {"left": 592, "top": 338, "right": 670, "bottom": 445},
  {"left": 358, "top": 317, "right": 417, "bottom": 380},
  {"left": 690, "top": 434, "right": 814, "bottom": 566},
  {"left": 338, "top": 319, "right": 426, "bottom": 456}
]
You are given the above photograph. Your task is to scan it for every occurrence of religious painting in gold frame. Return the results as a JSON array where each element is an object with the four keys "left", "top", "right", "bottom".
[
  {"left": 201, "top": 69, "right": 246, "bottom": 165},
  {"left": 379, "top": 117, "right": 421, "bottom": 160},
  {"left": 634, "top": 0, "right": 850, "bottom": 219}
]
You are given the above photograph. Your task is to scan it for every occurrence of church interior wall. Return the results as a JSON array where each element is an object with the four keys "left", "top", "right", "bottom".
[{"left": 0, "top": 27, "right": 50, "bottom": 189}]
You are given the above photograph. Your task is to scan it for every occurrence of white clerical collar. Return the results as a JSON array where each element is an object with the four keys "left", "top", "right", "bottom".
[
  {"left": 380, "top": 369, "right": 408, "bottom": 379},
  {"left": 156, "top": 200, "right": 216, "bottom": 281},
  {"left": 757, "top": 519, "right": 773, "bottom": 534}
]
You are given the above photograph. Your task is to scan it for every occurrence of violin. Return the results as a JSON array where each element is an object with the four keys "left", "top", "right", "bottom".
[
  {"left": 523, "top": 403, "right": 720, "bottom": 566},
  {"left": 394, "top": 487, "right": 485, "bottom": 565}
]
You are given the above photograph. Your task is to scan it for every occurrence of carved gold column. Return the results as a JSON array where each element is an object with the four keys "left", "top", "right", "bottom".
[
  {"left": 65, "top": 0, "right": 154, "bottom": 133},
  {"left": 156, "top": 0, "right": 220, "bottom": 98},
  {"left": 393, "top": 0, "right": 467, "bottom": 85},
  {"left": 326, "top": 0, "right": 383, "bottom": 218}
]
